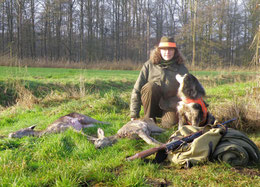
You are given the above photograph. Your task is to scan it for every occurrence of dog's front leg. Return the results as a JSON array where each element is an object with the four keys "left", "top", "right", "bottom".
[
  {"left": 191, "top": 118, "right": 200, "bottom": 127},
  {"left": 177, "top": 102, "right": 186, "bottom": 129},
  {"left": 178, "top": 113, "right": 186, "bottom": 129}
]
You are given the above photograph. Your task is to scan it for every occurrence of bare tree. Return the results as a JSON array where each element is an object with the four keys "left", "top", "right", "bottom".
[
  {"left": 145, "top": 0, "right": 150, "bottom": 59},
  {"left": 249, "top": 2, "right": 260, "bottom": 65},
  {"left": 68, "top": 0, "right": 75, "bottom": 61},
  {"left": 1, "top": 1, "right": 5, "bottom": 53},
  {"left": 86, "top": 0, "right": 93, "bottom": 61},
  {"left": 190, "top": 0, "right": 197, "bottom": 66},
  {"left": 16, "top": 0, "right": 25, "bottom": 58},
  {"left": 30, "top": 0, "right": 36, "bottom": 58},
  {"left": 79, "top": 0, "right": 84, "bottom": 61},
  {"left": 0, "top": 0, "right": 258, "bottom": 66},
  {"left": 53, "top": 0, "right": 62, "bottom": 60}
]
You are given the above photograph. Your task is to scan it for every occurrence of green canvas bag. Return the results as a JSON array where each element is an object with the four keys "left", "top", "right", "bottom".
[
  {"left": 167, "top": 126, "right": 260, "bottom": 167},
  {"left": 167, "top": 125, "right": 224, "bottom": 166}
]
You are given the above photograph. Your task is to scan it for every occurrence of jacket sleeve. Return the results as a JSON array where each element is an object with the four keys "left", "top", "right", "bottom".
[{"left": 130, "top": 63, "right": 149, "bottom": 118}]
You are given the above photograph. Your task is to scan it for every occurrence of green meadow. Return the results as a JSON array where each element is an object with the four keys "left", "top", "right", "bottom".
[{"left": 0, "top": 66, "right": 260, "bottom": 186}]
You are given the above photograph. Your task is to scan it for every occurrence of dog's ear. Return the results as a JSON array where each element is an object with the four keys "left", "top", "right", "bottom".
[
  {"left": 188, "top": 82, "right": 205, "bottom": 99},
  {"left": 190, "top": 74, "right": 205, "bottom": 98},
  {"left": 182, "top": 85, "right": 197, "bottom": 99},
  {"left": 189, "top": 85, "right": 198, "bottom": 99},
  {"left": 196, "top": 82, "right": 206, "bottom": 97}
]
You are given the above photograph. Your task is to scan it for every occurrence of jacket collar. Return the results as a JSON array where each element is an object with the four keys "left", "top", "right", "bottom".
[{"left": 158, "top": 59, "right": 177, "bottom": 68}]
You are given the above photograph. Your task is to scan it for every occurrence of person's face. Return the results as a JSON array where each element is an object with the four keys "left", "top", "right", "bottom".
[{"left": 160, "top": 48, "right": 175, "bottom": 61}]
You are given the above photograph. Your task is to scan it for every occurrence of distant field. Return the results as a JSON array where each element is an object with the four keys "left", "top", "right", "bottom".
[
  {"left": 0, "top": 66, "right": 260, "bottom": 186},
  {"left": 0, "top": 66, "right": 139, "bottom": 82}
]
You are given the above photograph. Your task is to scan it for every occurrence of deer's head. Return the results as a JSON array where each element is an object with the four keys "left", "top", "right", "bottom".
[
  {"left": 93, "top": 128, "right": 117, "bottom": 149},
  {"left": 8, "top": 125, "right": 37, "bottom": 138}
]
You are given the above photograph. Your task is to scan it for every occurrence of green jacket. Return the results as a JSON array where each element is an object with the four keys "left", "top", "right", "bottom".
[{"left": 130, "top": 59, "right": 188, "bottom": 118}]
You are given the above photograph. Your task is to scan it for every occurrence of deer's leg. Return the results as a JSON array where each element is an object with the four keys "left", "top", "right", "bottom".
[
  {"left": 70, "top": 128, "right": 97, "bottom": 142},
  {"left": 176, "top": 102, "right": 187, "bottom": 129},
  {"left": 81, "top": 124, "right": 96, "bottom": 128},
  {"left": 177, "top": 111, "right": 187, "bottom": 130},
  {"left": 137, "top": 131, "right": 162, "bottom": 146}
]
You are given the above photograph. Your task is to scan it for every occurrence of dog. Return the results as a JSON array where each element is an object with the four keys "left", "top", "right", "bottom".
[{"left": 176, "top": 73, "right": 215, "bottom": 129}]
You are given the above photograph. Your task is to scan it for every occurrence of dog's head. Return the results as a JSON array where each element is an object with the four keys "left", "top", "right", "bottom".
[{"left": 176, "top": 73, "right": 205, "bottom": 99}]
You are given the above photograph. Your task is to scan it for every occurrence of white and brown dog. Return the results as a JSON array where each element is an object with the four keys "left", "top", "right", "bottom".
[{"left": 176, "top": 73, "right": 215, "bottom": 129}]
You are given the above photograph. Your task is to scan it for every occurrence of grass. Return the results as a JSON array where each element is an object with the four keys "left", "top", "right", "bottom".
[{"left": 0, "top": 65, "right": 260, "bottom": 186}]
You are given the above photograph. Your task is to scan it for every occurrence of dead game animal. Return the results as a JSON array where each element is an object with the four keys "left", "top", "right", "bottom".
[
  {"left": 8, "top": 112, "right": 108, "bottom": 138},
  {"left": 93, "top": 118, "right": 165, "bottom": 149}
]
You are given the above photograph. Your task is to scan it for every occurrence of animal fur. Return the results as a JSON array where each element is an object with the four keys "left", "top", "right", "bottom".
[
  {"left": 8, "top": 112, "right": 109, "bottom": 138},
  {"left": 176, "top": 73, "right": 215, "bottom": 129},
  {"left": 93, "top": 118, "right": 165, "bottom": 149}
]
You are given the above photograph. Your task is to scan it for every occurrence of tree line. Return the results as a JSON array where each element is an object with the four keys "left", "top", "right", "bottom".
[{"left": 0, "top": 0, "right": 259, "bottom": 66}]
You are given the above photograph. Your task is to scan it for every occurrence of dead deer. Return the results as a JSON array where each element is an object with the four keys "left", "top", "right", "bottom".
[
  {"left": 8, "top": 112, "right": 109, "bottom": 138},
  {"left": 92, "top": 118, "right": 165, "bottom": 149}
]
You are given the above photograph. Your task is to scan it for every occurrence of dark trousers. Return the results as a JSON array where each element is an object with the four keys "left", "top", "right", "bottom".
[{"left": 141, "top": 82, "right": 178, "bottom": 128}]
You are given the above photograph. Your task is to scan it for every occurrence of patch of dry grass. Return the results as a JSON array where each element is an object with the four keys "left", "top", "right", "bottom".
[
  {"left": 1, "top": 55, "right": 260, "bottom": 71},
  {"left": 0, "top": 56, "right": 143, "bottom": 70},
  {"left": 1, "top": 80, "right": 89, "bottom": 110},
  {"left": 211, "top": 91, "right": 260, "bottom": 133},
  {"left": 15, "top": 82, "right": 38, "bottom": 109},
  {"left": 188, "top": 63, "right": 260, "bottom": 72}
]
